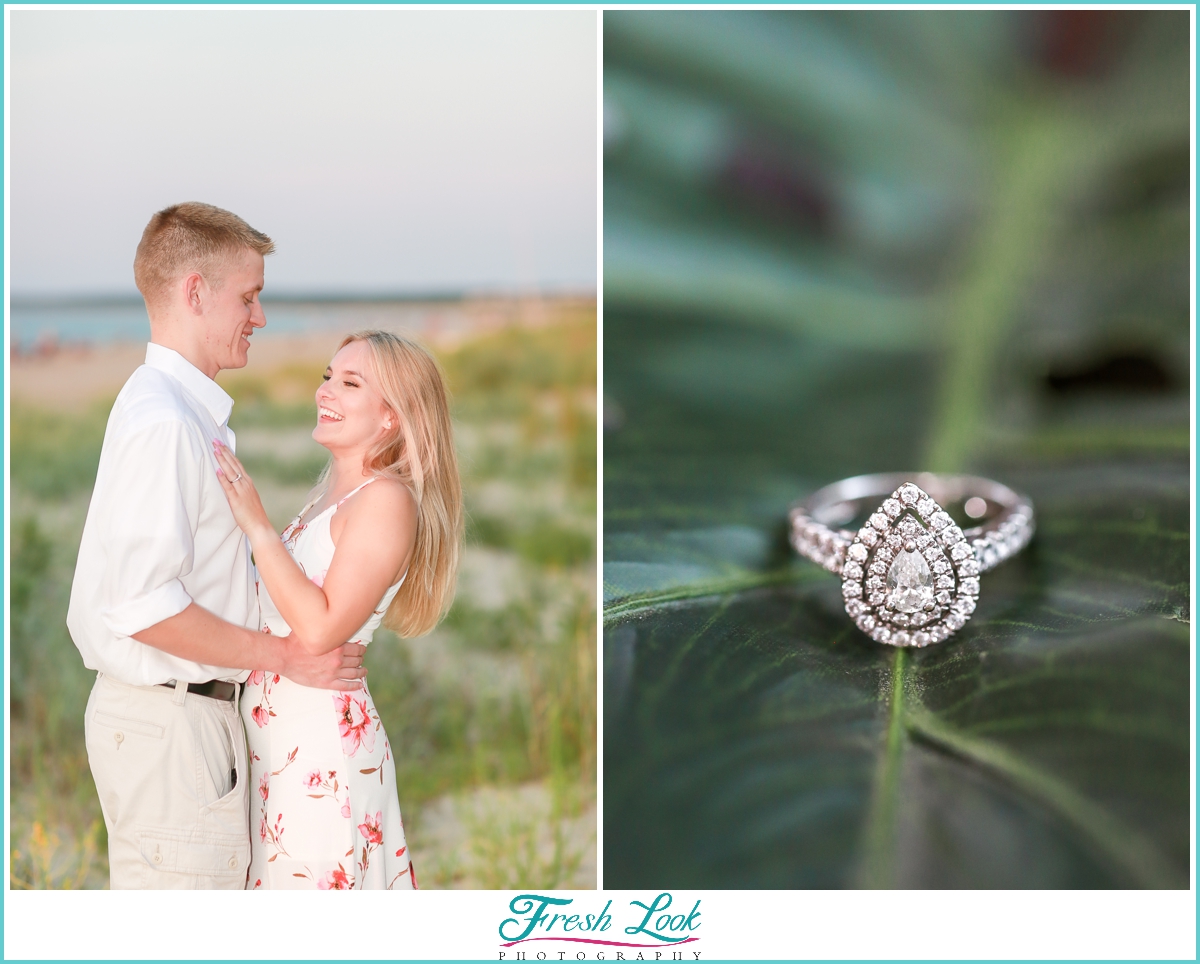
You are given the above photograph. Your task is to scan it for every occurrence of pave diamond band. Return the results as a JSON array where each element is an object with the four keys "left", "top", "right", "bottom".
[{"left": 789, "top": 473, "right": 1034, "bottom": 647}]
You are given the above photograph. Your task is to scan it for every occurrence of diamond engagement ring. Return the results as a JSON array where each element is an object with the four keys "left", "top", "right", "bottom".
[{"left": 789, "top": 474, "right": 1034, "bottom": 647}]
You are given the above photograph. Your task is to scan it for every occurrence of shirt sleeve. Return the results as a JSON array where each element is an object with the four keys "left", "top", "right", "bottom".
[{"left": 97, "top": 418, "right": 202, "bottom": 637}]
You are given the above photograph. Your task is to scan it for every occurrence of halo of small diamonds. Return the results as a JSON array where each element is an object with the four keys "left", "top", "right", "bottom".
[
  {"left": 839, "top": 482, "right": 979, "bottom": 647},
  {"left": 790, "top": 473, "right": 1034, "bottom": 648}
]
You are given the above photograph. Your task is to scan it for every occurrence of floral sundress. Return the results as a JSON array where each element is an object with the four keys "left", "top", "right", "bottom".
[{"left": 243, "top": 478, "right": 415, "bottom": 890}]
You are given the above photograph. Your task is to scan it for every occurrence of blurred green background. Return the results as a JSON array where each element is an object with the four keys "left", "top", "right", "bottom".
[
  {"left": 603, "top": 11, "right": 1189, "bottom": 888},
  {"left": 10, "top": 302, "right": 596, "bottom": 889}
]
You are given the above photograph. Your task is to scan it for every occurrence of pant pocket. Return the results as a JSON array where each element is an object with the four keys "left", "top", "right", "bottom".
[
  {"left": 91, "top": 711, "right": 165, "bottom": 740},
  {"left": 193, "top": 703, "right": 237, "bottom": 807},
  {"left": 136, "top": 826, "right": 250, "bottom": 887},
  {"left": 198, "top": 707, "right": 250, "bottom": 859}
]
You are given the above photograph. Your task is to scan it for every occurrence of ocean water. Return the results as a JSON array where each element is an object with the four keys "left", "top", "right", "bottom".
[{"left": 9, "top": 298, "right": 504, "bottom": 352}]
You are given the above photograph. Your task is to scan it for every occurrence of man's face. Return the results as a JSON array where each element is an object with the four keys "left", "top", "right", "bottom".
[{"left": 198, "top": 249, "right": 266, "bottom": 373}]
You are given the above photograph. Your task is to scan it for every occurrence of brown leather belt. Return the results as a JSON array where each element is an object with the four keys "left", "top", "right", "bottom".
[{"left": 157, "top": 679, "right": 238, "bottom": 702}]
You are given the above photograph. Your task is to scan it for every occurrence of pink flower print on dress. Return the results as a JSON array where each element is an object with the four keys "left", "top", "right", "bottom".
[
  {"left": 333, "top": 693, "right": 376, "bottom": 756},
  {"left": 258, "top": 773, "right": 270, "bottom": 802},
  {"left": 358, "top": 812, "right": 384, "bottom": 846},
  {"left": 250, "top": 676, "right": 278, "bottom": 729},
  {"left": 356, "top": 810, "right": 384, "bottom": 876},
  {"left": 302, "top": 769, "right": 351, "bottom": 827},
  {"left": 248, "top": 670, "right": 265, "bottom": 686},
  {"left": 311, "top": 569, "right": 328, "bottom": 588},
  {"left": 317, "top": 864, "right": 353, "bottom": 890},
  {"left": 281, "top": 520, "right": 308, "bottom": 551}
]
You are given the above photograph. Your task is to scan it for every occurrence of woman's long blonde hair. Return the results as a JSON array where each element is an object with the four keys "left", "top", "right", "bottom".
[{"left": 332, "top": 330, "right": 463, "bottom": 637}]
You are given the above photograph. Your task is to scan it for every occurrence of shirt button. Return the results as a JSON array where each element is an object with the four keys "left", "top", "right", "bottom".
[
  {"left": 228, "top": 856, "right": 238, "bottom": 869},
  {"left": 113, "top": 732, "right": 124, "bottom": 745},
  {"left": 152, "top": 852, "right": 163, "bottom": 865}
]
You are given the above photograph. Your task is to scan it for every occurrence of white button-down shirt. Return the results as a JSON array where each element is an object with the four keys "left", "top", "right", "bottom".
[{"left": 67, "top": 343, "right": 257, "bottom": 685}]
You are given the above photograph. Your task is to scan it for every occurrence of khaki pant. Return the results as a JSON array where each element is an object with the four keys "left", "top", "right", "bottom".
[{"left": 84, "top": 673, "right": 250, "bottom": 889}]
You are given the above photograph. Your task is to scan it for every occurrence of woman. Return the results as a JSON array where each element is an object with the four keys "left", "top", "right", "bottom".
[{"left": 213, "top": 329, "right": 462, "bottom": 890}]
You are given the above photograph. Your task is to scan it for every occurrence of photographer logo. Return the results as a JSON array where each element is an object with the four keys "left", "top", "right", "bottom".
[{"left": 498, "top": 892, "right": 702, "bottom": 960}]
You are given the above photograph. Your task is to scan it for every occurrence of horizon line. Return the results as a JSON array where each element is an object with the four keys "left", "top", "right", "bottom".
[{"left": 11, "top": 287, "right": 597, "bottom": 309}]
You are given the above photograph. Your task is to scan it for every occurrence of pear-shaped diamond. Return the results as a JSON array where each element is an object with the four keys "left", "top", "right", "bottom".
[
  {"left": 839, "top": 481, "right": 981, "bottom": 647},
  {"left": 886, "top": 548, "right": 933, "bottom": 614}
]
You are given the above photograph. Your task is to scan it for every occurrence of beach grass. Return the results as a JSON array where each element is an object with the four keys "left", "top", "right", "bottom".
[{"left": 8, "top": 304, "right": 597, "bottom": 889}]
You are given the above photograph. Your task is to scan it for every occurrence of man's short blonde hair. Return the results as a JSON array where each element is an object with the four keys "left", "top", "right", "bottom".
[{"left": 133, "top": 202, "right": 275, "bottom": 310}]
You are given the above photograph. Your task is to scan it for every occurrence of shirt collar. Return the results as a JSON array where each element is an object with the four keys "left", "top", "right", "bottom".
[{"left": 144, "top": 343, "right": 234, "bottom": 427}]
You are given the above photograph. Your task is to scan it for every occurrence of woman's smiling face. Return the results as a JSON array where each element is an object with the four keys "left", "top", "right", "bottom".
[{"left": 312, "top": 340, "right": 393, "bottom": 453}]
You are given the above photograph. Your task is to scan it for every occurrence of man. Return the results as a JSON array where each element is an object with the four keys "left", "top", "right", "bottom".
[{"left": 67, "top": 202, "right": 366, "bottom": 889}]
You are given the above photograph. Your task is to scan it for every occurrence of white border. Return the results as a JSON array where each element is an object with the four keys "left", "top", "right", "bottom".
[
  {"left": 1189, "top": 0, "right": 1197, "bottom": 926},
  {"left": 2, "top": 889, "right": 1196, "bottom": 959},
  {"left": 3, "top": 0, "right": 12, "bottom": 950},
  {"left": 4, "top": 3, "right": 1198, "bottom": 962},
  {"left": 595, "top": 6, "right": 606, "bottom": 893}
]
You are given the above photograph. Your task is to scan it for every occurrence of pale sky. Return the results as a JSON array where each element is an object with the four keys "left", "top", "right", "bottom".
[{"left": 9, "top": 10, "right": 597, "bottom": 298}]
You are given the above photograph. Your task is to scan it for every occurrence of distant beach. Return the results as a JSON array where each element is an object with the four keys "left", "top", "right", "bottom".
[
  {"left": 10, "top": 294, "right": 593, "bottom": 410},
  {"left": 10, "top": 294, "right": 592, "bottom": 351}
]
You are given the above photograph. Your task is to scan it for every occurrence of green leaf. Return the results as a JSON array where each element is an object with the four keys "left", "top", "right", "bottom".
[
  {"left": 603, "top": 10, "right": 1189, "bottom": 888},
  {"left": 605, "top": 463, "right": 1188, "bottom": 889}
]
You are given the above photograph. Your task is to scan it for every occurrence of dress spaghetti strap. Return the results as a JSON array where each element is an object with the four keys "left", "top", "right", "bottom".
[
  {"left": 295, "top": 477, "right": 380, "bottom": 527},
  {"left": 296, "top": 493, "right": 322, "bottom": 518},
  {"left": 333, "top": 476, "right": 380, "bottom": 511}
]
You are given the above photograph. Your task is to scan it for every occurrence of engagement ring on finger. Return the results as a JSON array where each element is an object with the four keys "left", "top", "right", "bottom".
[
  {"left": 789, "top": 474, "right": 1034, "bottom": 647},
  {"left": 231, "top": 473, "right": 243, "bottom": 483}
]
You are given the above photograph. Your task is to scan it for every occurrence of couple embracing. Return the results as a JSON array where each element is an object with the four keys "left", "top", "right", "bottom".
[{"left": 67, "top": 202, "right": 463, "bottom": 889}]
